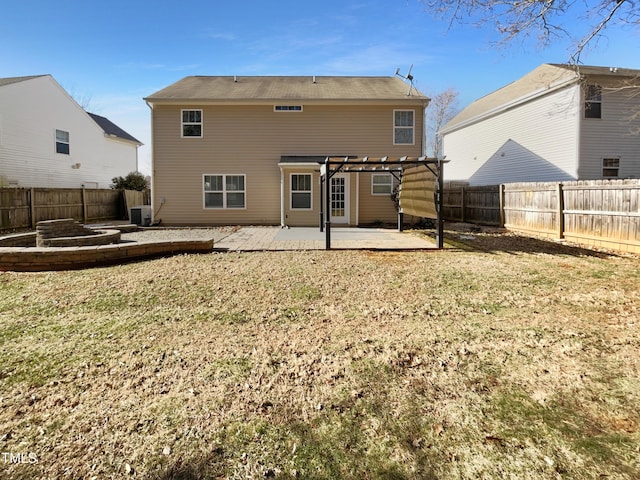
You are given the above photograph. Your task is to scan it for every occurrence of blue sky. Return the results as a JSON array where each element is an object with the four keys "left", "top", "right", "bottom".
[{"left": 1, "top": 0, "right": 638, "bottom": 174}]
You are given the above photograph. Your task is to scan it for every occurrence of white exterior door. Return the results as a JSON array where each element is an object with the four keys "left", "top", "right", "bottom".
[{"left": 330, "top": 174, "right": 349, "bottom": 224}]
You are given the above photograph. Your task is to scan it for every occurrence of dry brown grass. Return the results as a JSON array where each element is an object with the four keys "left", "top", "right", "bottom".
[{"left": 1, "top": 228, "right": 639, "bottom": 479}]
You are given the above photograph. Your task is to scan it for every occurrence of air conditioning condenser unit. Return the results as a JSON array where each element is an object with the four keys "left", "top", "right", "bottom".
[{"left": 129, "top": 206, "right": 152, "bottom": 226}]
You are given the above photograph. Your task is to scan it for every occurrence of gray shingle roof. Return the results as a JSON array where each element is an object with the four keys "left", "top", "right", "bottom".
[
  {"left": 145, "top": 76, "right": 428, "bottom": 102},
  {"left": 0, "top": 75, "right": 47, "bottom": 87},
  {"left": 442, "top": 63, "right": 640, "bottom": 133},
  {"left": 88, "top": 112, "right": 142, "bottom": 145}
]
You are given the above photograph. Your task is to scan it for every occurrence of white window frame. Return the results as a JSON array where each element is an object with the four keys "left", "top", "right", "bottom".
[
  {"left": 584, "top": 85, "right": 602, "bottom": 119},
  {"left": 55, "top": 129, "right": 70, "bottom": 155},
  {"left": 393, "top": 109, "right": 415, "bottom": 145},
  {"left": 203, "top": 174, "right": 246, "bottom": 209},
  {"left": 371, "top": 173, "right": 393, "bottom": 195},
  {"left": 274, "top": 105, "right": 303, "bottom": 112},
  {"left": 290, "top": 173, "right": 313, "bottom": 210},
  {"left": 182, "top": 109, "right": 203, "bottom": 137},
  {"left": 602, "top": 157, "right": 620, "bottom": 178}
]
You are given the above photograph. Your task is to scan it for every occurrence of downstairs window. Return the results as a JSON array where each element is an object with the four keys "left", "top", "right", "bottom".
[{"left": 204, "top": 174, "right": 245, "bottom": 209}]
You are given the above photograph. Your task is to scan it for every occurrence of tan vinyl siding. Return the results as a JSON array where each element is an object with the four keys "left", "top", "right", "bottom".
[
  {"left": 152, "top": 103, "right": 424, "bottom": 226},
  {"left": 357, "top": 172, "right": 399, "bottom": 224}
]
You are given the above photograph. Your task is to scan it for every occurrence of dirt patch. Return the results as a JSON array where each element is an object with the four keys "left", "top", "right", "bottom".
[{"left": 1, "top": 229, "right": 639, "bottom": 478}]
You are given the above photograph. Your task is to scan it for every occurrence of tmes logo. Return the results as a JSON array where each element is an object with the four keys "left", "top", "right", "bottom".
[{"left": 2, "top": 452, "right": 38, "bottom": 464}]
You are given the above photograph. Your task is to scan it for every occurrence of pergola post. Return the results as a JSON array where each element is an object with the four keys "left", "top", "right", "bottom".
[
  {"left": 324, "top": 159, "right": 331, "bottom": 249},
  {"left": 319, "top": 174, "right": 324, "bottom": 232},
  {"left": 436, "top": 159, "right": 445, "bottom": 249}
]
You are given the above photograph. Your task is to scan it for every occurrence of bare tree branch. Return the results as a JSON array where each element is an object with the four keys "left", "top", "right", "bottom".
[
  {"left": 427, "top": 88, "right": 460, "bottom": 157},
  {"left": 570, "top": 0, "right": 629, "bottom": 63},
  {"left": 419, "top": 0, "right": 639, "bottom": 62}
]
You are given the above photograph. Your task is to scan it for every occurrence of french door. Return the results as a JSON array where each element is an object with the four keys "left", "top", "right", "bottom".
[{"left": 330, "top": 174, "right": 349, "bottom": 224}]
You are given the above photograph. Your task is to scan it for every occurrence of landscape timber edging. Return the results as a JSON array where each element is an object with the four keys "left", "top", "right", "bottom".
[{"left": 0, "top": 239, "right": 214, "bottom": 272}]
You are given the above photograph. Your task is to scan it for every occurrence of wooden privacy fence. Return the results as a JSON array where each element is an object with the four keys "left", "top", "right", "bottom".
[
  {"left": 0, "top": 188, "right": 150, "bottom": 231},
  {"left": 443, "top": 185, "right": 501, "bottom": 226},
  {"left": 444, "top": 180, "right": 640, "bottom": 253}
]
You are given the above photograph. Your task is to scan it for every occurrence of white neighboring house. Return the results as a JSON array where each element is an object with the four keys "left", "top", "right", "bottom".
[
  {"left": 440, "top": 64, "right": 640, "bottom": 185},
  {"left": 0, "top": 75, "right": 141, "bottom": 188}
]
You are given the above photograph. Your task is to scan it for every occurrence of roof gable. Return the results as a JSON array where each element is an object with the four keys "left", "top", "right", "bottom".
[{"left": 145, "top": 76, "right": 428, "bottom": 103}]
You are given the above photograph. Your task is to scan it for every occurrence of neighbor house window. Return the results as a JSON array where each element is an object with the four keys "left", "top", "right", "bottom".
[
  {"left": 394, "top": 110, "right": 414, "bottom": 145},
  {"left": 291, "top": 174, "right": 312, "bottom": 209},
  {"left": 55, "top": 129, "right": 70, "bottom": 154},
  {"left": 585, "top": 85, "right": 602, "bottom": 119},
  {"left": 204, "top": 174, "right": 245, "bottom": 208},
  {"left": 182, "top": 110, "right": 202, "bottom": 137},
  {"left": 371, "top": 174, "right": 393, "bottom": 195},
  {"left": 274, "top": 105, "right": 303, "bottom": 112},
  {"left": 602, "top": 158, "right": 620, "bottom": 178}
]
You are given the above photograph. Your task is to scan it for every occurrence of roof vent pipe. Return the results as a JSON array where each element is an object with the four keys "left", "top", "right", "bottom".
[
  {"left": 234, "top": 75, "right": 238, "bottom": 83},
  {"left": 312, "top": 75, "right": 316, "bottom": 84}
]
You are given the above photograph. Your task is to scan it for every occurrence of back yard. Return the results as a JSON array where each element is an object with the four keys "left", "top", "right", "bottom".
[{"left": 0, "top": 228, "right": 639, "bottom": 479}]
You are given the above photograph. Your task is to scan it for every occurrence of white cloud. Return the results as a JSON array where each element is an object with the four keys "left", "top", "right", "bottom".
[
  {"left": 202, "top": 31, "right": 238, "bottom": 41},
  {"left": 321, "top": 44, "right": 434, "bottom": 75}
]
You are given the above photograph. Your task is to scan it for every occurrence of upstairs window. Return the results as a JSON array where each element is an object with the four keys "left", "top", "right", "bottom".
[
  {"left": 182, "top": 110, "right": 202, "bottom": 137},
  {"left": 204, "top": 174, "right": 245, "bottom": 209},
  {"left": 584, "top": 85, "right": 602, "bottom": 119},
  {"left": 371, "top": 174, "right": 393, "bottom": 195},
  {"left": 602, "top": 158, "right": 620, "bottom": 178},
  {"left": 394, "top": 110, "right": 414, "bottom": 145},
  {"left": 55, "top": 129, "right": 70, "bottom": 154},
  {"left": 291, "top": 174, "right": 312, "bottom": 209}
]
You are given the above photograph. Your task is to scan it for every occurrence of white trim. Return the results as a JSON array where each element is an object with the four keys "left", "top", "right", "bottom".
[
  {"left": 181, "top": 109, "right": 203, "bottom": 138},
  {"left": 393, "top": 109, "right": 415, "bottom": 145},
  {"left": 276, "top": 162, "right": 319, "bottom": 168},
  {"left": 290, "top": 173, "right": 313, "bottom": 211},
  {"left": 202, "top": 174, "right": 246, "bottom": 209},
  {"left": 355, "top": 172, "right": 359, "bottom": 226}
]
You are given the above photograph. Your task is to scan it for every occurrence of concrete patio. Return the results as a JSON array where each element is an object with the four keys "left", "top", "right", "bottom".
[{"left": 215, "top": 227, "right": 437, "bottom": 251}]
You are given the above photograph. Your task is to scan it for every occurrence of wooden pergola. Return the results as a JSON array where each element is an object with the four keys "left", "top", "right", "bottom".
[{"left": 319, "top": 156, "right": 448, "bottom": 249}]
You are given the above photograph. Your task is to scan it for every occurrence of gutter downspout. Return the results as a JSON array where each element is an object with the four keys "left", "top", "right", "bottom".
[{"left": 145, "top": 100, "right": 155, "bottom": 223}]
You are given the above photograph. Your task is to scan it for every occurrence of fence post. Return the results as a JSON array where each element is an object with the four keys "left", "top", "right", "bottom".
[
  {"left": 30, "top": 187, "right": 36, "bottom": 229},
  {"left": 499, "top": 184, "right": 505, "bottom": 228},
  {"left": 556, "top": 182, "right": 564, "bottom": 240},
  {"left": 82, "top": 187, "right": 88, "bottom": 224},
  {"left": 460, "top": 186, "right": 466, "bottom": 222}
]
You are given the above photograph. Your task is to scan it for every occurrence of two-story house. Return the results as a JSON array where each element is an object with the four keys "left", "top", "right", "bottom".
[
  {"left": 0, "top": 75, "right": 142, "bottom": 189},
  {"left": 440, "top": 64, "right": 640, "bottom": 185},
  {"left": 144, "top": 76, "right": 429, "bottom": 226}
]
